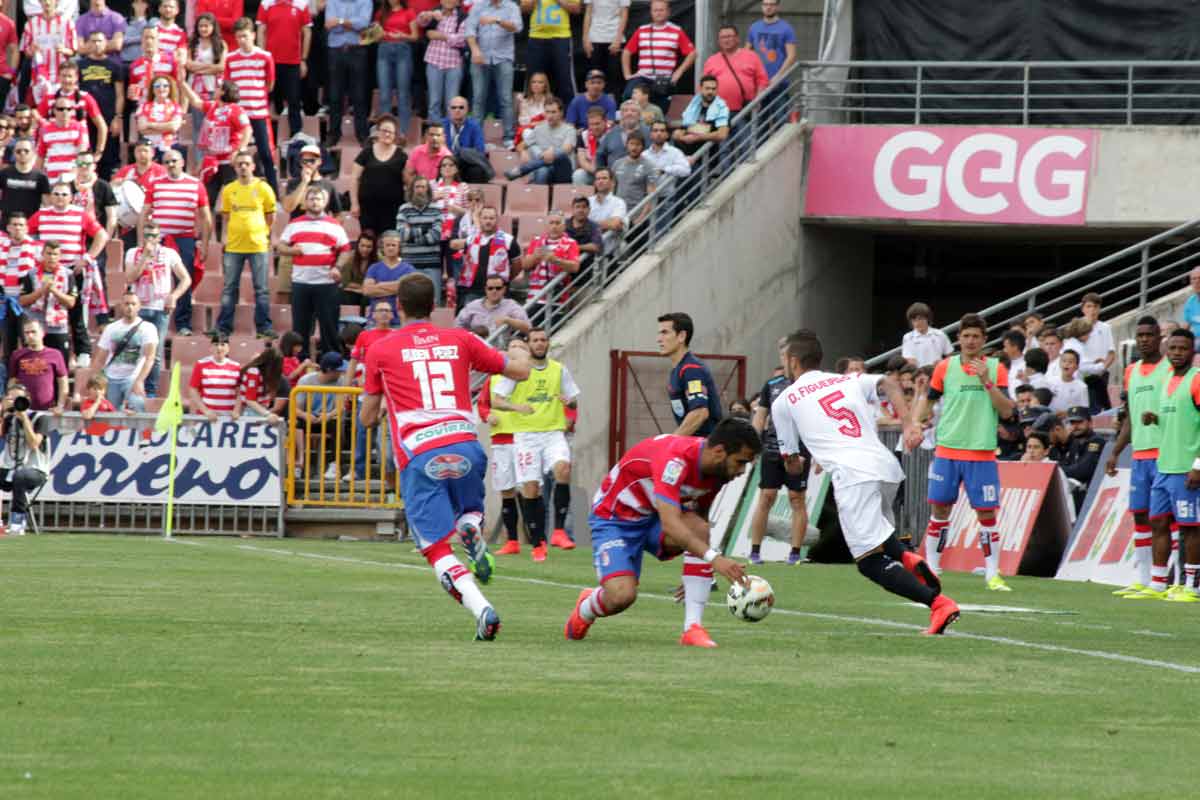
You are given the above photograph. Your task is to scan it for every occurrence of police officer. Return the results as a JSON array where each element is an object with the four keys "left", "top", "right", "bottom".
[
  {"left": 1060, "top": 405, "right": 1106, "bottom": 509},
  {"left": 1032, "top": 411, "right": 1070, "bottom": 462}
]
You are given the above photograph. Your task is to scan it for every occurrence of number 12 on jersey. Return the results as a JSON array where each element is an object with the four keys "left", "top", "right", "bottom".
[{"left": 413, "top": 360, "right": 456, "bottom": 409}]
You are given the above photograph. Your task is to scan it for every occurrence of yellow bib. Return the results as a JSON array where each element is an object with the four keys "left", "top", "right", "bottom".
[{"left": 508, "top": 359, "right": 568, "bottom": 432}]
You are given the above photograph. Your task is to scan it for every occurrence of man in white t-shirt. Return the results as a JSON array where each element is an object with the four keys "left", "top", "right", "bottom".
[
  {"left": 1078, "top": 292, "right": 1116, "bottom": 411},
  {"left": 900, "top": 302, "right": 954, "bottom": 367},
  {"left": 93, "top": 289, "right": 158, "bottom": 412},
  {"left": 771, "top": 328, "right": 960, "bottom": 635}
]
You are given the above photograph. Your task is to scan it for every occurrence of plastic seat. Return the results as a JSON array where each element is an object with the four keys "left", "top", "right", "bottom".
[
  {"left": 505, "top": 183, "right": 550, "bottom": 214},
  {"left": 551, "top": 183, "right": 594, "bottom": 212},
  {"left": 470, "top": 183, "right": 504, "bottom": 211},
  {"left": 170, "top": 335, "right": 210, "bottom": 367},
  {"left": 483, "top": 119, "right": 503, "bottom": 143},
  {"left": 667, "top": 94, "right": 694, "bottom": 121},
  {"left": 515, "top": 214, "right": 549, "bottom": 246},
  {"left": 488, "top": 150, "right": 521, "bottom": 181},
  {"left": 270, "top": 304, "right": 294, "bottom": 333}
]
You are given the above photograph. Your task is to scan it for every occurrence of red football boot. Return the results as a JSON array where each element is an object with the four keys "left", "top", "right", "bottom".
[
  {"left": 901, "top": 550, "right": 942, "bottom": 595},
  {"left": 564, "top": 589, "right": 594, "bottom": 640},
  {"left": 679, "top": 623, "right": 718, "bottom": 648},
  {"left": 924, "top": 594, "right": 960, "bottom": 636}
]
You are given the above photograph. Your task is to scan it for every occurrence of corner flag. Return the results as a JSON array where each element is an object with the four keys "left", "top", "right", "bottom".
[{"left": 156, "top": 363, "right": 184, "bottom": 537}]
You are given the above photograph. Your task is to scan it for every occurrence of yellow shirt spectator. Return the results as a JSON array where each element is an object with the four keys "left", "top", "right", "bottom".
[
  {"left": 220, "top": 179, "right": 277, "bottom": 253},
  {"left": 529, "top": 0, "right": 571, "bottom": 38}
]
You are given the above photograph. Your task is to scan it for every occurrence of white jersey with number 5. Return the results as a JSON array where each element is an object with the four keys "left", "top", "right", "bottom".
[{"left": 770, "top": 370, "right": 904, "bottom": 488}]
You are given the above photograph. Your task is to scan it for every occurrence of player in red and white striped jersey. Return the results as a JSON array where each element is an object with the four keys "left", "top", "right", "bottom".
[
  {"left": 154, "top": 0, "right": 189, "bottom": 57},
  {"left": 277, "top": 185, "right": 350, "bottom": 356},
  {"left": 564, "top": 421, "right": 757, "bottom": 644},
  {"left": 36, "top": 101, "right": 90, "bottom": 184},
  {"left": 28, "top": 182, "right": 107, "bottom": 268},
  {"left": 620, "top": 0, "right": 696, "bottom": 111},
  {"left": 360, "top": 273, "right": 532, "bottom": 641},
  {"left": 21, "top": 0, "right": 78, "bottom": 104},
  {"left": 224, "top": 18, "right": 278, "bottom": 189},
  {"left": 188, "top": 332, "right": 242, "bottom": 418}
]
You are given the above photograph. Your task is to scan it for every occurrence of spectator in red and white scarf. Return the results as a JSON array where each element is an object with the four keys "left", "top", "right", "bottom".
[{"left": 453, "top": 205, "right": 520, "bottom": 307}]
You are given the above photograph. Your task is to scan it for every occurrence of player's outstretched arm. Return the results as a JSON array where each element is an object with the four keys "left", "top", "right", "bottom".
[
  {"left": 502, "top": 340, "right": 532, "bottom": 381},
  {"left": 655, "top": 499, "right": 746, "bottom": 585}
]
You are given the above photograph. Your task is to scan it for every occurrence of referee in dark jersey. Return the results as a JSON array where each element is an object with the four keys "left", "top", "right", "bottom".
[{"left": 656, "top": 312, "right": 723, "bottom": 435}]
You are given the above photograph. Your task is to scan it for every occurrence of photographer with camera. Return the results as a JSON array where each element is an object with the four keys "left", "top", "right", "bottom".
[{"left": 0, "top": 381, "right": 51, "bottom": 536}]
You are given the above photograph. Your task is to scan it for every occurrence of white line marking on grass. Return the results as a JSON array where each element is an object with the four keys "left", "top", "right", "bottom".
[
  {"left": 171, "top": 540, "right": 1200, "bottom": 675},
  {"left": 1131, "top": 629, "right": 1176, "bottom": 638}
]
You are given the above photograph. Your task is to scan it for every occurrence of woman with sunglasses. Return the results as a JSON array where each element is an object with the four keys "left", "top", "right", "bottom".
[{"left": 135, "top": 76, "right": 185, "bottom": 161}]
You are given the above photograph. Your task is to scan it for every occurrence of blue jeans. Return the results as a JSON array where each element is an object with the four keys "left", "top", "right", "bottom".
[
  {"left": 169, "top": 235, "right": 196, "bottom": 331},
  {"left": 513, "top": 150, "right": 573, "bottom": 184},
  {"left": 426, "top": 63, "right": 464, "bottom": 120},
  {"left": 417, "top": 266, "right": 443, "bottom": 307},
  {"left": 138, "top": 308, "right": 169, "bottom": 396},
  {"left": 377, "top": 42, "right": 414, "bottom": 133},
  {"left": 470, "top": 60, "right": 515, "bottom": 141},
  {"left": 218, "top": 251, "right": 271, "bottom": 335},
  {"left": 106, "top": 375, "right": 146, "bottom": 412},
  {"left": 353, "top": 397, "right": 395, "bottom": 479}
]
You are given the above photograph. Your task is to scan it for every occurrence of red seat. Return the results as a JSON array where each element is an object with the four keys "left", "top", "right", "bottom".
[
  {"left": 488, "top": 150, "right": 521, "bottom": 181},
  {"left": 514, "top": 213, "right": 549, "bottom": 246},
  {"left": 550, "top": 184, "right": 594, "bottom": 213},
  {"left": 470, "top": 183, "right": 504, "bottom": 211},
  {"left": 170, "top": 335, "right": 210, "bottom": 367},
  {"left": 270, "top": 304, "right": 294, "bottom": 333},
  {"left": 505, "top": 183, "right": 550, "bottom": 214},
  {"left": 483, "top": 119, "right": 503, "bottom": 144},
  {"left": 667, "top": 94, "right": 694, "bottom": 121}
]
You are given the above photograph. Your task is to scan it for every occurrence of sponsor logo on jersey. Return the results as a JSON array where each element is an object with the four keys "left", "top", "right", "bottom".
[
  {"left": 424, "top": 453, "right": 472, "bottom": 480},
  {"left": 662, "top": 458, "right": 685, "bottom": 486}
]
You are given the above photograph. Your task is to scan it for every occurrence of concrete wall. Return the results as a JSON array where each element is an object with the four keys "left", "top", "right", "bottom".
[
  {"left": 548, "top": 124, "right": 873, "bottom": 525},
  {"left": 1086, "top": 127, "right": 1200, "bottom": 227}
]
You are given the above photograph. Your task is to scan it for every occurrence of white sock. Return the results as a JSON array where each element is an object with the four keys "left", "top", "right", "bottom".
[
  {"left": 456, "top": 511, "right": 483, "bottom": 533},
  {"left": 980, "top": 524, "right": 1001, "bottom": 581},
  {"left": 1133, "top": 525, "right": 1153, "bottom": 586},
  {"left": 681, "top": 556, "right": 713, "bottom": 630},
  {"left": 1185, "top": 563, "right": 1199, "bottom": 594},
  {"left": 924, "top": 517, "right": 948, "bottom": 574},
  {"left": 1150, "top": 564, "right": 1170, "bottom": 592},
  {"left": 579, "top": 587, "right": 609, "bottom": 622},
  {"left": 1168, "top": 531, "right": 1180, "bottom": 583},
  {"left": 433, "top": 554, "right": 490, "bottom": 618}
]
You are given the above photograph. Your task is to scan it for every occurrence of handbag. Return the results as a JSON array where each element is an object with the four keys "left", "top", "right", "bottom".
[{"left": 721, "top": 52, "right": 749, "bottom": 109}]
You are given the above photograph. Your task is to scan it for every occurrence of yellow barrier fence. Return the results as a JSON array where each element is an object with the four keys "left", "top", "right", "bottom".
[{"left": 286, "top": 385, "right": 403, "bottom": 508}]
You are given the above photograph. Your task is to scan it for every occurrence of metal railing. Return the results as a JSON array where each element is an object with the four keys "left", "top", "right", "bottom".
[
  {"left": 286, "top": 385, "right": 403, "bottom": 508},
  {"left": 866, "top": 216, "right": 1200, "bottom": 368},
  {"left": 798, "top": 60, "right": 1200, "bottom": 125},
  {"left": 482, "top": 59, "right": 805, "bottom": 348}
]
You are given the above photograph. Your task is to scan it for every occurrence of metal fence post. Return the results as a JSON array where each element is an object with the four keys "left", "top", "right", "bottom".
[
  {"left": 1126, "top": 64, "right": 1135, "bottom": 125},
  {"left": 1022, "top": 63, "right": 1030, "bottom": 124},
  {"left": 1139, "top": 245, "right": 1150, "bottom": 308},
  {"left": 914, "top": 64, "right": 923, "bottom": 124}
]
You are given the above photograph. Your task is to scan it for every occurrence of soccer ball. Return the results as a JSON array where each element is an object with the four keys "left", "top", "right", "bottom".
[{"left": 726, "top": 575, "right": 775, "bottom": 622}]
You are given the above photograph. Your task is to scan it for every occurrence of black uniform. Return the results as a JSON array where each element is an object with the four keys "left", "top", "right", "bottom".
[
  {"left": 757, "top": 373, "right": 811, "bottom": 492},
  {"left": 1061, "top": 432, "right": 1105, "bottom": 487}
]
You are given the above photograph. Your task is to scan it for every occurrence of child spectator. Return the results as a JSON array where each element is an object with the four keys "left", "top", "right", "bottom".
[
  {"left": 1023, "top": 347, "right": 1051, "bottom": 392},
  {"left": 1049, "top": 349, "right": 1088, "bottom": 413},
  {"left": 900, "top": 301, "right": 953, "bottom": 367},
  {"left": 78, "top": 373, "right": 115, "bottom": 419}
]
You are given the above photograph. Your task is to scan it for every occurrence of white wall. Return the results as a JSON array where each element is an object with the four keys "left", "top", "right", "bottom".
[
  {"left": 1085, "top": 127, "right": 1200, "bottom": 227},
  {"left": 545, "top": 125, "right": 873, "bottom": 535}
]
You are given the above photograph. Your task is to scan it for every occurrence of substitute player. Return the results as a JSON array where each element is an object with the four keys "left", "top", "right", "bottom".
[
  {"left": 563, "top": 419, "right": 758, "bottom": 644},
  {"left": 482, "top": 338, "right": 526, "bottom": 556},
  {"left": 492, "top": 327, "right": 580, "bottom": 561},
  {"left": 1104, "top": 316, "right": 1169, "bottom": 597},
  {"left": 1136, "top": 328, "right": 1200, "bottom": 602},
  {"left": 361, "top": 274, "right": 532, "bottom": 640},
  {"left": 907, "top": 313, "right": 1017, "bottom": 591},
  {"left": 773, "top": 329, "right": 960, "bottom": 635},
  {"left": 658, "top": 312, "right": 722, "bottom": 436},
  {"left": 749, "top": 356, "right": 811, "bottom": 565}
]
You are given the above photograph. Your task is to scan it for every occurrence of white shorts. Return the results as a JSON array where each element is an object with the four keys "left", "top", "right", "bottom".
[
  {"left": 514, "top": 430, "right": 571, "bottom": 485},
  {"left": 835, "top": 480, "right": 899, "bottom": 559},
  {"left": 491, "top": 442, "right": 517, "bottom": 491}
]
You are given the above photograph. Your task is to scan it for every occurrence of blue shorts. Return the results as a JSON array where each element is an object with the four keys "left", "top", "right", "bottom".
[
  {"left": 1150, "top": 472, "right": 1200, "bottom": 524},
  {"left": 400, "top": 440, "right": 488, "bottom": 551},
  {"left": 589, "top": 515, "right": 671, "bottom": 584},
  {"left": 1128, "top": 457, "right": 1159, "bottom": 514},
  {"left": 927, "top": 456, "right": 1000, "bottom": 509}
]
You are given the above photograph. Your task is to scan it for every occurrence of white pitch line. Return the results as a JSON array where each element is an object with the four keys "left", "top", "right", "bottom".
[{"left": 171, "top": 540, "right": 1200, "bottom": 675}]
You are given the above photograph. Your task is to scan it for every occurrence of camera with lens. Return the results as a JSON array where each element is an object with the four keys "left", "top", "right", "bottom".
[{"left": 6, "top": 395, "right": 30, "bottom": 414}]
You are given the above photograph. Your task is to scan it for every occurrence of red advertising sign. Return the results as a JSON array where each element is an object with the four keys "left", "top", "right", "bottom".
[
  {"left": 805, "top": 126, "right": 1096, "bottom": 225},
  {"left": 923, "top": 462, "right": 1062, "bottom": 576},
  {"left": 1055, "top": 466, "right": 1138, "bottom": 587}
]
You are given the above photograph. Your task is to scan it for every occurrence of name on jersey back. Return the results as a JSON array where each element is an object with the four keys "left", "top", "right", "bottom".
[
  {"left": 787, "top": 373, "right": 850, "bottom": 402},
  {"left": 403, "top": 345, "right": 460, "bottom": 362}
]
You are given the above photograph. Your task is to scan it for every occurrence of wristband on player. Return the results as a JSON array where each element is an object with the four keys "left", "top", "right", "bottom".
[
  {"left": 703, "top": 548, "right": 719, "bottom": 564},
  {"left": 1192, "top": 457, "right": 1200, "bottom": 471},
  {"left": 982, "top": 381, "right": 994, "bottom": 391}
]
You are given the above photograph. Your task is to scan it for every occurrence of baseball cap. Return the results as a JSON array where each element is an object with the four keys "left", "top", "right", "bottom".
[
  {"left": 1066, "top": 405, "right": 1091, "bottom": 422},
  {"left": 586, "top": 69, "right": 606, "bottom": 81},
  {"left": 1019, "top": 404, "right": 1050, "bottom": 426},
  {"left": 299, "top": 144, "right": 322, "bottom": 158},
  {"left": 319, "top": 352, "right": 345, "bottom": 372},
  {"left": 1033, "top": 412, "right": 1063, "bottom": 433}
]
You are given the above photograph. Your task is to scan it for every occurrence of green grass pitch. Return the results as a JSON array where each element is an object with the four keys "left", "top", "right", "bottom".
[{"left": 0, "top": 534, "right": 1196, "bottom": 799}]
